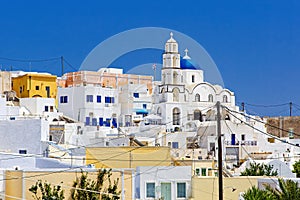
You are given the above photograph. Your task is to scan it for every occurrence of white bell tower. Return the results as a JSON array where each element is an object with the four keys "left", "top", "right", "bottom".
[{"left": 162, "top": 33, "right": 181, "bottom": 84}]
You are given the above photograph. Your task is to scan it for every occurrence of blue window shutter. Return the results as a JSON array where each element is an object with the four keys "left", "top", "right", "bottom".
[
  {"left": 64, "top": 96, "right": 68, "bottom": 103},
  {"left": 92, "top": 118, "right": 97, "bottom": 126},
  {"left": 111, "top": 97, "right": 115, "bottom": 103},
  {"left": 85, "top": 117, "right": 90, "bottom": 125},
  {"left": 60, "top": 96, "right": 63, "bottom": 103},
  {"left": 112, "top": 118, "right": 117, "bottom": 128},
  {"left": 97, "top": 95, "right": 101, "bottom": 103},
  {"left": 99, "top": 118, "right": 104, "bottom": 126}
]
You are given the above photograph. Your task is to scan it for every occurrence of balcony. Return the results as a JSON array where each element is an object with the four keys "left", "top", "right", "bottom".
[{"left": 224, "top": 140, "right": 257, "bottom": 146}]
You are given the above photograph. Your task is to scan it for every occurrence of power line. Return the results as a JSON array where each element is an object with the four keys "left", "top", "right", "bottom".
[
  {"left": 223, "top": 107, "right": 300, "bottom": 148},
  {"left": 0, "top": 56, "right": 61, "bottom": 63},
  {"left": 224, "top": 106, "right": 300, "bottom": 137}
]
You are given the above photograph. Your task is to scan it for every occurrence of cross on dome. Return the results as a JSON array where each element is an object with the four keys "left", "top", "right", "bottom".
[
  {"left": 183, "top": 48, "right": 191, "bottom": 59},
  {"left": 167, "top": 32, "right": 177, "bottom": 43}
]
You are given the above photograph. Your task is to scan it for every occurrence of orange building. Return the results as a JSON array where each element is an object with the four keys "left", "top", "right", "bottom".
[{"left": 59, "top": 68, "right": 153, "bottom": 94}]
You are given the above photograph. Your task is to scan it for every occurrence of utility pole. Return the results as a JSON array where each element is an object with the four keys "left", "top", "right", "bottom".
[
  {"left": 61, "top": 56, "right": 64, "bottom": 77},
  {"left": 241, "top": 102, "right": 245, "bottom": 112},
  {"left": 289, "top": 102, "right": 292, "bottom": 117},
  {"left": 216, "top": 101, "right": 223, "bottom": 200}
]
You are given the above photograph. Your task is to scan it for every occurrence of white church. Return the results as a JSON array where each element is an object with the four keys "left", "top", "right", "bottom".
[{"left": 152, "top": 33, "right": 238, "bottom": 131}]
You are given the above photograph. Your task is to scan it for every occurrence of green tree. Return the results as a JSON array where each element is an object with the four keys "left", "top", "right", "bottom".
[
  {"left": 29, "top": 180, "right": 64, "bottom": 200},
  {"left": 242, "top": 186, "right": 273, "bottom": 200},
  {"left": 70, "top": 169, "right": 120, "bottom": 200},
  {"left": 265, "top": 178, "right": 300, "bottom": 199},
  {"left": 240, "top": 162, "right": 278, "bottom": 176},
  {"left": 292, "top": 160, "right": 300, "bottom": 178}
]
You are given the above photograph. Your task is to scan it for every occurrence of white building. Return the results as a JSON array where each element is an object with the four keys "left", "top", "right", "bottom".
[
  {"left": 135, "top": 166, "right": 192, "bottom": 200},
  {"left": 58, "top": 85, "right": 120, "bottom": 128}
]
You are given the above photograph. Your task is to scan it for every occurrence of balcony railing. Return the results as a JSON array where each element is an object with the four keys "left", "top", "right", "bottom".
[{"left": 224, "top": 140, "right": 257, "bottom": 146}]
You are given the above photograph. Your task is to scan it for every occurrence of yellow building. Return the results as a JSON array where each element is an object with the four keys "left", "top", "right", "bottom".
[
  {"left": 4, "top": 169, "right": 133, "bottom": 200},
  {"left": 12, "top": 73, "right": 57, "bottom": 98},
  {"left": 86, "top": 146, "right": 174, "bottom": 168},
  {"left": 190, "top": 176, "right": 263, "bottom": 200}
]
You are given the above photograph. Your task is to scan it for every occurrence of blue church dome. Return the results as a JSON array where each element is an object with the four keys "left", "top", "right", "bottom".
[
  {"left": 180, "top": 58, "right": 198, "bottom": 70},
  {"left": 180, "top": 49, "right": 200, "bottom": 70}
]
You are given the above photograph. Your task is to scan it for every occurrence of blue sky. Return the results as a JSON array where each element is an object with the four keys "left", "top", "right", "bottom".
[{"left": 0, "top": 0, "right": 300, "bottom": 116}]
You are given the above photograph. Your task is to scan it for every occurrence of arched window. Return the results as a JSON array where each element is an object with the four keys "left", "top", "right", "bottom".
[
  {"left": 195, "top": 93, "right": 200, "bottom": 102},
  {"left": 208, "top": 94, "right": 213, "bottom": 102},
  {"left": 173, "top": 108, "right": 180, "bottom": 125},
  {"left": 223, "top": 95, "right": 228, "bottom": 103},
  {"left": 194, "top": 110, "right": 203, "bottom": 122},
  {"left": 173, "top": 88, "right": 179, "bottom": 102},
  {"left": 157, "top": 107, "right": 162, "bottom": 116}
]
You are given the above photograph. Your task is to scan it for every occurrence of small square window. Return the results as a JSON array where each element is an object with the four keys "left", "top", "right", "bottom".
[
  {"left": 45, "top": 106, "right": 49, "bottom": 112},
  {"left": 86, "top": 95, "right": 93, "bottom": 102},
  {"left": 172, "top": 142, "right": 179, "bottom": 149},
  {"left": 143, "top": 104, "right": 147, "bottom": 109},
  {"left": 19, "top": 149, "right": 27, "bottom": 154},
  {"left": 36, "top": 86, "right": 39, "bottom": 90},
  {"left": 133, "top": 93, "right": 139, "bottom": 98},
  {"left": 146, "top": 182, "right": 155, "bottom": 198}
]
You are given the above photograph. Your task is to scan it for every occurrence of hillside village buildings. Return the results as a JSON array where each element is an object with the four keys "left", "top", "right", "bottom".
[{"left": 0, "top": 33, "right": 299, "bottom": 199}]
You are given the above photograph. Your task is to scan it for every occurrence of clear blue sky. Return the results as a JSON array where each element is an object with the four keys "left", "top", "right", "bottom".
[{"left": 0, "top": 0, "right": 300, "bottom": 116}]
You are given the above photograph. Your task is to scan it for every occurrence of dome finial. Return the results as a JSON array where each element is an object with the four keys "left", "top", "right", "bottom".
[
  {"left": 170, "top": 32, "right": 173, "bottom": 38},
  {"left": 183, "top": 48, "right": 191, "bottom": 59}
]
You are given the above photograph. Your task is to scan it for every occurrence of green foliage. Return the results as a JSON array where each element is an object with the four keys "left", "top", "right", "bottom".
[
  {"left": 242, "top": 186, "right": 273, "bottom": 200},
  {"left": 70, "top": 169, "right": 121, "bottom": 200},
  {"left": 243, "top": 179, "right": 300, "bottom": 200},
  {"left": 29, "top": 180, "right": 64, "bottom": 200},
  {"left": 265, "top": 178, "right": 300, "bottom": 199},
  {"left": 240, "top": 162, "right": 278, "bottom": 176},
  {"left": 292, "top": 160, "right": 300, "bottom": 178}
]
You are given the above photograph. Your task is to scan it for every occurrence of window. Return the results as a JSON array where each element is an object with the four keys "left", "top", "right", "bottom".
[
  {"left": 201, "top": 168, "right": 207, "bottom": 176},
  {"left": 195, "top": 93, "right": 200, "bottom": 102},
  {"left": 177, "top": 183, "right": 186, "bottom": 198},
  {"left": 60, "top": 96, "right": 68, "bottom": 103},
  {"left": 195, "top": 168, "right": 200, "bottom": 176},
  {"left": 86, "top": 95, "right": 93, "bottom": 102},
  {"left": 143, "top": 104, "right": 147, "bottom": 109},
  {"left": 99, "top": 118, "right": 104, "bottom": 126},
  {"left": 19, "top": 149, "right": 27, "bottom": 154},
  {"left": 192, "top": 75, "right": 195, "bottom": 83},
  {"left": 173, "top": 88, "right": 179, "bottom": 102},
  {"left": 97, "top": 95, "right": 101, "bottom": 103},
  {"left": 36, "top": 85, "right": 40, "bottom": 90},
  {"left": 223, "top": 95, "right": 228, "bottom": 103},
  {"left": 146, "top": 182, "right": 155, "bottom": 198},
  {"left": 105, "top": 97, "right": 114, "bottom": 103},
  {"left": 92, "top": 118, "right": 97, "bottom": 126},
  {"left": 208, "top": 94, "right": 213, "bottom": 102},
  {"left": 133, "top": 93, "right": 139, "bottom": 98},
  {"left": 105, "top": 118, "right": 111, "bottom": 127},
  {"left": 45, "top": 106, "right": 49, "bottom": 112},
  {"left": 172, "top": 142, "right": 179, "bottom": 149},
  {"left": 241, "top": 134, "right": 245, "bottom": 141},
  {"left": 173, "top": 107, "right": 180, "bottom": 125},
  {"left": 20, "top": 86, "right": 22, "bottom": 93},
  {"left": 45, "top": 86, "right": 50, "bottom": 98}
]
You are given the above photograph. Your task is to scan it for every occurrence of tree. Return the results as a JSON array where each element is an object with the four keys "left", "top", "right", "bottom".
[
  {"left": 242, "top": 186, "right": 273, "bottom": 200},
  {"left": 70, "top": 168, "right": 120, "bottom": 200},
  {"left": 292, "top": 160, "right": 300, "bottom": 178},
  {"left": 265, "top": 178, "right": 300, "bottom": 199},
  {"left": 29, "top": 180, "right": 64, "bottom": 200},
  {"left": 243, "top": 179, "right": 300, "bottom": 200},
  {"left": 240, "top": 162, "right": 278, "bottom": 176}
]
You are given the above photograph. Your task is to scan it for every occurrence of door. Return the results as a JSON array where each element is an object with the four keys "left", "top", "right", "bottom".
[{"left": 161, "top": 183, "right": 171, "bottom": 200}]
